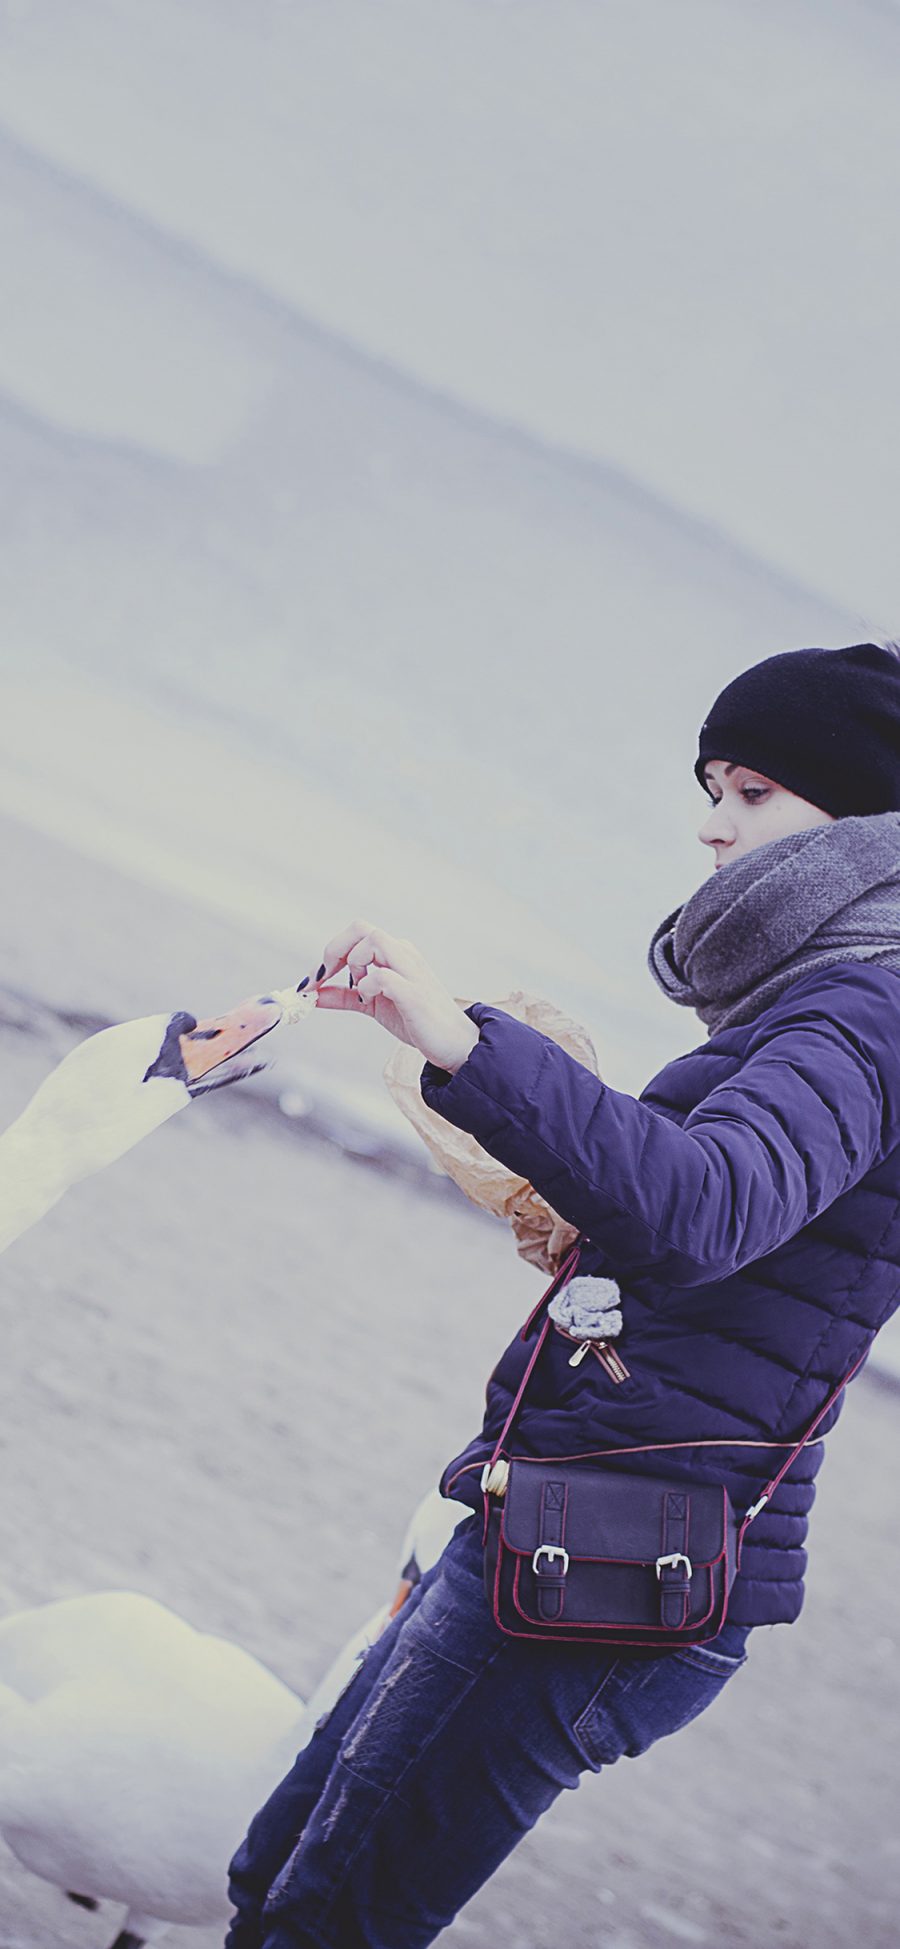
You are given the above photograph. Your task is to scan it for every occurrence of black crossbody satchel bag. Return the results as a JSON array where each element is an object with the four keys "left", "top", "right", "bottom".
[{"left": 482, "top": 1240, "right": 867, "bottom": 1648}]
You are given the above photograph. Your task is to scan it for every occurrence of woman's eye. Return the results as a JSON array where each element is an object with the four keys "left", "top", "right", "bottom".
[{"left": 705, "top": 786, "right": 768, "bottom": 808}]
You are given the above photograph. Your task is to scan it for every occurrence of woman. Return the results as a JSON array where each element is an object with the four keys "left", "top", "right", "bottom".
[{"left": 226, "top": 641, "right": 900, "bottom": 1949}]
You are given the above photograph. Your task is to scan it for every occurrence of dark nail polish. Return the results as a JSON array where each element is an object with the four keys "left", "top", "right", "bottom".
[
  {"left": 316, "top": 963, "right": 326, "bottom": 981},
  {"left": 296, "top": 976, "right": 310, "bottom": 992}
]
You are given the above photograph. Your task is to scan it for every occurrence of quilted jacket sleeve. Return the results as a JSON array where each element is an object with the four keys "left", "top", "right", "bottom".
[{"left": 418, "top": 966, "right": 900, "bottom": 1288}]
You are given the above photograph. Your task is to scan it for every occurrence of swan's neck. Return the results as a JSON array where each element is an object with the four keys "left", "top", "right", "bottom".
[
  {"left": 0, "top": 1019, "right": 189, "bottom": 1255},
  {"left": 0, "top": 1115, "right": 69, "bottom": 1253}
]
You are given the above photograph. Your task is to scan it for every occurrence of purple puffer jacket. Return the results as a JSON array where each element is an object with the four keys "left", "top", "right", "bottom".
[{"left": 419, "top": 963, "right": 900, "bottom": 1626}]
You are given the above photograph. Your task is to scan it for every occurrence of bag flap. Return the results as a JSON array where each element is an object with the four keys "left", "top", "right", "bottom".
[{"left": 501, "top": 1458, "right": 727, "bottom": 1568}]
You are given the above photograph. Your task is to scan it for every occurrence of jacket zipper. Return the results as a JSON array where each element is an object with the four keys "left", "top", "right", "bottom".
[{"left": 555, "top": 1323, "right": 631, "bottom": 1384}]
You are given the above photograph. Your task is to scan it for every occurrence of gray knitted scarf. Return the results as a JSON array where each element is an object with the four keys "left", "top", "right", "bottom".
[{"left": 647, "top": 812, "right": 900, "bottom": 1034}]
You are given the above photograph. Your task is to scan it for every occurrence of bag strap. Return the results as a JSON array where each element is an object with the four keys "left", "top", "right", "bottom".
[
  {"left": 488, "top": 1234, "right": 872, "bottom": 1531},
  {"left": 517, "top": 1236, "right": 585, "bottom": 1340},
  {"left": 488, "top": 1238, "right": 584, "bottom": 1467},
  {"left": 736, "top": 1343, "right": 870, "bottom": 1544}
]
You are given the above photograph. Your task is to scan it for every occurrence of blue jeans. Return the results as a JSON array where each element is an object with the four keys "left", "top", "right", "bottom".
[{"left": 226, "top": 1515, "right": 751, "bottom": 1949}]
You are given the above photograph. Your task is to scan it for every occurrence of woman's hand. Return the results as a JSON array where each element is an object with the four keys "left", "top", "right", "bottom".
[{"left": 305, "top": 920, "right": 480, "bottom": 1073}]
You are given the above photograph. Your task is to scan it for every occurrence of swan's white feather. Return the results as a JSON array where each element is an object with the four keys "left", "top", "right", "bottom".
[
  {"left": 0, "top": 1591, "right": 306, "bottom": 1922},
  {"left": 0, "top": 1015, "right": 189, "bottom": 1253}
]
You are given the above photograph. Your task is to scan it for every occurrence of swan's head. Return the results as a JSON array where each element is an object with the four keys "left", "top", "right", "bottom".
[
  {"left": 144, "top": 988, "right": 316, "bottom": 1097},
  {"left": 0, "top": 987, "right": 319, "bottom": 1251}
]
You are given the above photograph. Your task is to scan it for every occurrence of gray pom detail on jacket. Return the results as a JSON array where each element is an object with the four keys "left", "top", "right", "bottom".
[{"left": 548, "top": 1275, "right": 623, "bottom": 1340}]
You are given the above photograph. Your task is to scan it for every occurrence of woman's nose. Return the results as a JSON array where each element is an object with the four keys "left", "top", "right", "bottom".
[{"left": 698, "top": 804, "right": 734, "bottom": 847}]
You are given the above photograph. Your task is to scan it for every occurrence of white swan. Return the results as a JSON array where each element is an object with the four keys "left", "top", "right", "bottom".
[
  {"left": 0, "top": 974, "right": 468, "bottom": 1939},
  {"left": 0, "top": 1591, "right": 309, "bottom": 1948},
  {"left": 0, "top": 1490, "right": 467, "bottom": 1948},
  {"left": 0, "top": 984, "right": 317, "bottom": 1254}
]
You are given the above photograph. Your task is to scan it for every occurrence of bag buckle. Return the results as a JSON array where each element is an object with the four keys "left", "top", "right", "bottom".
[
  {"left": 655, "top": 1551, "right": 692, "bottom": 1580},
  {"left": 532, "top": 1545, "right": 569, "bottom": 1576}
]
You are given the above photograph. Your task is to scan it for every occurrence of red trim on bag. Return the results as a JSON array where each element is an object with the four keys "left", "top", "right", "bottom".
[
  {"left": 498, "top": 1483, "right": 729, "bottom": 1574},
  {"left": 509, "top": 1555, "right": 719, "bottom": 1634},
  {"left": 503, "top": 1539, "right": 728, "bottom": 1573},
  {"left": 489, "top": 1547, "right": 729, "bottom": 1645},
  {"left": 501, "top": 1529, "right": 729, "bottom": 1576}
]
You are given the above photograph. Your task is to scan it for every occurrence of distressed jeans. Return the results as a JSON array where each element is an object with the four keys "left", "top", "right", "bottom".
[{"left": 225, "top": 1514, "right": 751, "bottom": 1949}]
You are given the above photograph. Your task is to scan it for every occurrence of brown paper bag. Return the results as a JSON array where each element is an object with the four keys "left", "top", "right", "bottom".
[{"left": 382, "top": 992, "right": 601, "bottom": 1274}]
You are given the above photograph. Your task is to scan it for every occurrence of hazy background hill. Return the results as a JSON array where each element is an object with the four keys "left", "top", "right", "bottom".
[{"left": 3, "top": 1, "right": 895, "bottom": 1088}]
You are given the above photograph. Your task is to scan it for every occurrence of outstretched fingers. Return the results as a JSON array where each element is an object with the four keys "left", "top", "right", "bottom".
[{"left": 312, "top": 985, "right": 370, "bottom": 1012}]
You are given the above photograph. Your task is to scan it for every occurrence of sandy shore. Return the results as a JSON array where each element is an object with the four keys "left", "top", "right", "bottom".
[{"left": 1, "top": 816, "right": 898, "bottom": 1949}]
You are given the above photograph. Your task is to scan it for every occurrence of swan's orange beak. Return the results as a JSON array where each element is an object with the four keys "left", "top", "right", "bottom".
[
  {"left": 179, "top": 994, "right": 286, "bottom": 1083},
  {"left": 142, "top": 987, "right": 316, "bottom": 1095}
]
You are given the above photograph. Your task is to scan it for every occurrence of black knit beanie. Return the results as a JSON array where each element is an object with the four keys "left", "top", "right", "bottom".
[{"left": 695, "top": 642, "right": 900, "bottom": 819}]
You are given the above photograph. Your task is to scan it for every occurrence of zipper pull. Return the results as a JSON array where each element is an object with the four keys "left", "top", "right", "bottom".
[
  {"left": 568, "top": 1339, "right": 593, "bottom": 1367},
  {"left": 593, "top": 1342, "right": 630, "bottom": 1384}
]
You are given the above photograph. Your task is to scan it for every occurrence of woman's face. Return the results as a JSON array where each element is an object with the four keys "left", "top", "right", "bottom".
[{"left": 698, "top": 759, "right": 835, "bottom": 869}]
